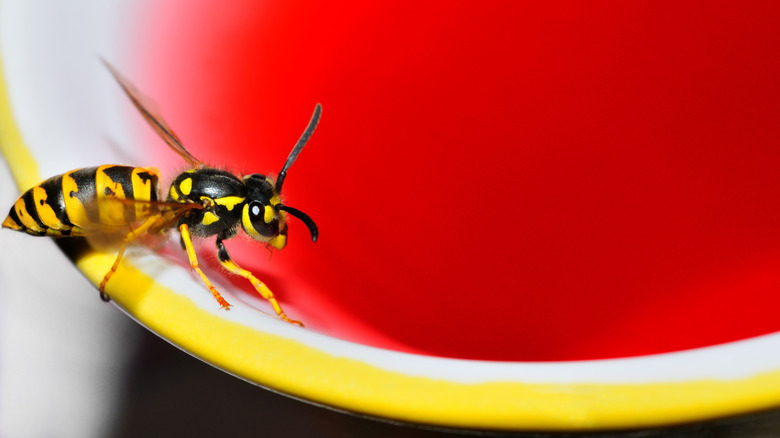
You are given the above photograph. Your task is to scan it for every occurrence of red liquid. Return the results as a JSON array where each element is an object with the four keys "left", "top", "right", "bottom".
[{"left": 137, "top": 1, "right": 780, "bottom": 361}]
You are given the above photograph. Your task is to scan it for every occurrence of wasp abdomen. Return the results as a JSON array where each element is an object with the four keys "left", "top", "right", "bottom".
[{"left": 3, "top": 165, "right": 160, "bottom": 237}]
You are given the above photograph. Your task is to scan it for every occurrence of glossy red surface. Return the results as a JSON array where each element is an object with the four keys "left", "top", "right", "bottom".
[{"left": 136, "top": 1, "right": 780, "bottom": 360}]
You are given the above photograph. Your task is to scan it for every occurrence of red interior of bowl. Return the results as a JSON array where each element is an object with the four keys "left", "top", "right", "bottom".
[{"left": 134, "top": 1, "right": 780, "bottom": 361}]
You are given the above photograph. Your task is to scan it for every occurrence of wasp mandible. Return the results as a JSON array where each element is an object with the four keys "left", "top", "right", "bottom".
[{"left": 2, "top": 61, "right": 321, "bottom": 326}]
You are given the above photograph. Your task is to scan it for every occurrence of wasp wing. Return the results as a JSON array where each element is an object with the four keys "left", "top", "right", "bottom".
[
  {"left": 80, "top": 197, "right": 204, "bottom": 249},
  {"left": 101, "top": 197, "right": 204, "bottom": 229},
  {"left": 102, "top": 59, "right": 206, "bottom": 169}
]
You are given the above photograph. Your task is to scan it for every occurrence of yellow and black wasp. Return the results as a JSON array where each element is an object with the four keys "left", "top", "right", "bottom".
[{"left": 2, "top": 62, "right": 320, "bottom": 326}]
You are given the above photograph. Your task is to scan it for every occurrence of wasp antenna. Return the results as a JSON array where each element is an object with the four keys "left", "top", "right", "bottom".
[
  {"left": 278, "top": 205, "right": 319, "bottom": 242},
  {"left": 276, "top": 103, "right": 322, "bottom": 193}
]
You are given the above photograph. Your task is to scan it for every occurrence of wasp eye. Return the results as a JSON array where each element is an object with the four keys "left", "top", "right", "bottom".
[
  {"left": 242, "top": 200, "right": 278, "bottom": 240},
  {"left": 245, "top": 173, "right": 266, "bottom": 181}
]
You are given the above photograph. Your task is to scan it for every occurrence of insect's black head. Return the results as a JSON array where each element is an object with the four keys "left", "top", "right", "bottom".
[
  {"left": 240, "top": 174, "right": 285, "bottom": 249},
  {"left": 240, "top": 174, "right": 318, "bottom": 250}
]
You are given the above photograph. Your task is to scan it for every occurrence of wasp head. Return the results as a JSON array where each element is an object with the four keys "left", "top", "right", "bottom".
[{"left": 240, "top": 173, "right": 318, "bottom": 250}]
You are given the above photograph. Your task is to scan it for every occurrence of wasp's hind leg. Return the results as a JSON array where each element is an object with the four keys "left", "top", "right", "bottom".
[
  {"left": 99, "top": 214, "right": 167, "bottom": 301},
  {"left": 215, "top": 237, "right": 303, "bottom": 327},
  {"left": 179, "top": 223, "right": 232, "bottom": 309}
]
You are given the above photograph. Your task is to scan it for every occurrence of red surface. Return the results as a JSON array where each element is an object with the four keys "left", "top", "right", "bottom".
[{"left": 136, "top": 1, "right": 780, "bottom": 361}]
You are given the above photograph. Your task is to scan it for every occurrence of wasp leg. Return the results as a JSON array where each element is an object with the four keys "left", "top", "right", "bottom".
[
  {"left": 99, "top": 214, "right": 167, "bottom": 300},
  {"left": 216, "top": 237, "right": 304, "bottom": 327},
  {"left": 179, "top": 224, "right": 232, "bottom": 309}
]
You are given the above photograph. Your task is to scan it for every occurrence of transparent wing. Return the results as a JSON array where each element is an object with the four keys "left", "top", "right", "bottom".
[
  {"left": 76, "top": 197, "right": 203, "bottom": 242},
  {"left": 102, "top": 59, "right": 206, "bottom": 168}
]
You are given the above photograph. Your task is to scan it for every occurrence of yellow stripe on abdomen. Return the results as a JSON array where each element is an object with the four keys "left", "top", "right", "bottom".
[
  {"left": 61, "top": 169, "right": 95, "bottom": 230},
  {"left": 95, "top": 165, "right": 129, "bottom": 227},
  {"left": 131, "top": 167, "right": 160, "bottom": 219},
  {"left": 11, "top": 197, "right": 44, "bottom": 232},
  {"left": 32, "top": 186, "right": 66, "bottom": 230}
]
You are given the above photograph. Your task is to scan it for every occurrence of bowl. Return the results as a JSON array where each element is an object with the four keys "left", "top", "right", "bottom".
[{"left": 3, "top": 1, "right": 780, "bottom": 433}]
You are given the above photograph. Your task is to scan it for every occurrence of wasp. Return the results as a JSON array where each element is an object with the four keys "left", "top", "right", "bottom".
[{"left": 2, "top": 62, "right": 320, "bottom": 326}]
